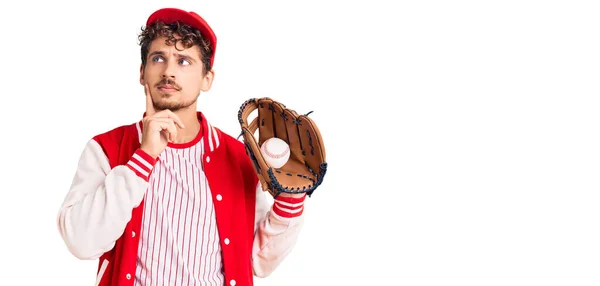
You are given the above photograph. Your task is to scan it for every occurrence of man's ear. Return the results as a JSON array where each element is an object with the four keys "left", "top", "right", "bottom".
[
  {"left": 201, "top": 70, "right": 215, "bottom": 92},
  {"left": 139, "top": 64, "right": 145, "bottom": 85}
]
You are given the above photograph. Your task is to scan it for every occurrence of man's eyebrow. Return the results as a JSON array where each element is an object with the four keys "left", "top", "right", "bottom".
[
  {"left": 176, "top": 53, "right": 197, "bottom": 62},
  {"left": 148, "top": 51, "right": 164, "bottom": 58}
]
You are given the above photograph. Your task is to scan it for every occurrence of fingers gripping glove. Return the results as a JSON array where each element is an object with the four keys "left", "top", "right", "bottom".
[{"left": 238, "top": 97, "right": 327, "bottom": 198}]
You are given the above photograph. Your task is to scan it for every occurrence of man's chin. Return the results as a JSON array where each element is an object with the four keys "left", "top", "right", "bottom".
[
  {"left": 155, "top": 105, "right": 184, "bottom": 112},
  {"left": 154, "top": 100, "right": 196, "bottom": 112}
]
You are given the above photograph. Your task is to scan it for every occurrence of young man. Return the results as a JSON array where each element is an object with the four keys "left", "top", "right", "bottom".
[{"left": 57, "top": 7, "right": 306, "bottom": 286}]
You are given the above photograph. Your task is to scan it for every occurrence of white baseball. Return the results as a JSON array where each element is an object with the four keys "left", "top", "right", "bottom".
[{"left": 260, "top": 137, "right": 290, "bottom": 168}]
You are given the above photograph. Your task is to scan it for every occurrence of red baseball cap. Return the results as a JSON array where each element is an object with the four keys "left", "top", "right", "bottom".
[{"left": 146, "top": 8, "right": 217, "bottom": 68}]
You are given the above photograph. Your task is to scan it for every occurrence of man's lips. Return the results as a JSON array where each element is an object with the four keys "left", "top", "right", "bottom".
[{"left": 158, "top": 84, "right": 179, "bottom": 91}]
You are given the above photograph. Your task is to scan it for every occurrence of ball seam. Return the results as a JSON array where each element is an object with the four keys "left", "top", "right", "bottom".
[{"left": 262, "top": 140, "right": 290, "bottom": 159}]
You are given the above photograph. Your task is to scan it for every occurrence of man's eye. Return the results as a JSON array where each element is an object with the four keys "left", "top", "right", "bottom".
[
  {"left": 179, "top": 59, "right": 190, "bottom": 65},
  {"left": 152, "top": 56, "right": 164, "bottom": 62}
]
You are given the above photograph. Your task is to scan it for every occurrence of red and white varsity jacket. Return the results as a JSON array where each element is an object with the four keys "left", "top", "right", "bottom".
[{"left": 57, "top": 112, "right": 306, "bottom": 286}]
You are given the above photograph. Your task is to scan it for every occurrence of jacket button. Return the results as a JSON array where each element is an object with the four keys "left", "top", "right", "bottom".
[
  {"left": 216, "top": 194, "right": 222, "bottom": 201},
  {"left": 126, "top": 273, "right": 131, "bottom": 280},
  {"left": 206, "top": 156, "right": 210, "bottom": 163},
  {"left": 230, "top": 279, "right": 236, "bottom": 286},
  {"left": 224, "top": 238, "right": 230, "bottom": 245},
  {"left": 132, "top": 231, "right": 136, "bottom": 238}
]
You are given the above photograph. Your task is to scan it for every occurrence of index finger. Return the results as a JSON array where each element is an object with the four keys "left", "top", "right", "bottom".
[
  {"left": 154, "top": 109, "right": 185, "bottom": 129},
  {"left": 145, "top": 83, "right": 156, "bottom": 117}
]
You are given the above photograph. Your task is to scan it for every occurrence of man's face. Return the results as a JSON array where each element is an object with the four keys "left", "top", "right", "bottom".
[{"left": 140, "top": 34, "right": 213, "bottom": 112}]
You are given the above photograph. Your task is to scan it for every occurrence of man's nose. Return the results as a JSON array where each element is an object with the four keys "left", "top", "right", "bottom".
[{"left": 162, "top": 61, "right": 176, "bottom": 79}]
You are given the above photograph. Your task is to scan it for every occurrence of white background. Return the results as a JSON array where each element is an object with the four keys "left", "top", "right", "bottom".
[{"left": 0, "top": 0, "right": 599, "bottom": 285}]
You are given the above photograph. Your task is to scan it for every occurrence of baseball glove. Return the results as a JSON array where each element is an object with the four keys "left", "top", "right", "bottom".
[{"left": 238, "top": 97, "right": 327, "bottom": 198}]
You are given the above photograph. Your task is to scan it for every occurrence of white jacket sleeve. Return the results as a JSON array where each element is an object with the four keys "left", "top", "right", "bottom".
[
  {"left": 56, "top": 139, "right": 157, "bottom": 260},
  {"left": 252, "top": 182, "right": 307, "bottom": 277}
]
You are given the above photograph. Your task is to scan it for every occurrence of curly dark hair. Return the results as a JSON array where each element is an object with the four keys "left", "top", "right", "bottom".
[{"left": 138, "top": 21, "right": 213, "bottom": 74}]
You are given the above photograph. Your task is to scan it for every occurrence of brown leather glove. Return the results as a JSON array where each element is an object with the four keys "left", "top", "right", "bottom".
[{"left": 238, "top": 97, "right": 327, "bottom": 198}]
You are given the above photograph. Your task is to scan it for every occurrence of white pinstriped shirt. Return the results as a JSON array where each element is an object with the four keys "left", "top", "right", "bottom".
[{"left": 134, "top": 136, "right": 224, "bottom": 286}]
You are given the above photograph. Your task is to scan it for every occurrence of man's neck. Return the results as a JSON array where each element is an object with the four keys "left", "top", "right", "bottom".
[{"left": 172, "top": 107, "right": 202, "bottom": 144}]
